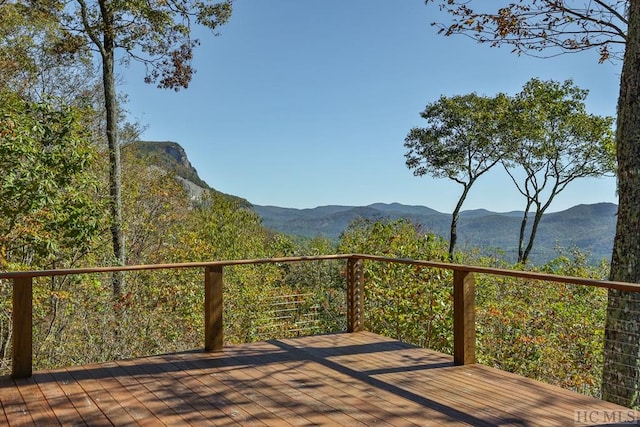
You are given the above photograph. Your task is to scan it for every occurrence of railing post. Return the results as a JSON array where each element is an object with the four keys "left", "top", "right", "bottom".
[
  {"left": 347, "top": 257, "right": 364, "bottom": 332},
  {"left": 453, "top": 270, "right": 476, "bottom": 365},
  {"left": 204, "top": 266, "right": 223, "bottom": 352},
  {"left": 12, "top": 277, "right": 33, "bottom": 378}
]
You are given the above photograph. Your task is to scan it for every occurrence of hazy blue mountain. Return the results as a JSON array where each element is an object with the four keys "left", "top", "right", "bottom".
[{"left": 253, "top": 202, "right": 617, "bottom": 264}]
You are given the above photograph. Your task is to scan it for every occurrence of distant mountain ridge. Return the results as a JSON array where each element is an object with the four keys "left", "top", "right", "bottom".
[
  {"left": 127, "top": 140, "right": 616, "bottom": 265},
  {"left": 253, "top": 202, "right": 617, "bottom": 264}
]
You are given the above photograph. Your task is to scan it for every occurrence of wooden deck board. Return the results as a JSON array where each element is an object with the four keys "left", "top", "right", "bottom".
[
  {"left": 0, "top": 375, "right": 37, "bottom": 426},
  {"left": 64, "top": 365, "right": 138, "bottom": 426},
  {"left": 1, "top": 332, "right": 636, "bottom": 426},
  {"left": 222, "top": 345, "right": 392, "bottom": 426},
  {"left": 79, "top": 361, "right": 167, "bottom": 425}
]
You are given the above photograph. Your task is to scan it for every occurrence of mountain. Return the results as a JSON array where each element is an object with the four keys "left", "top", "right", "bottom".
[
  {"left": 126, "top": 141, "right": 249, "bottom": 205},
  {"left": 253, "top": 202, "right": 617, "bottom": 264},
  {"left": 128, "top": 141, "right": 210, "bottom": 188},
  {"left": 127, "top": 140, "right": 616, "bottom": 265}
]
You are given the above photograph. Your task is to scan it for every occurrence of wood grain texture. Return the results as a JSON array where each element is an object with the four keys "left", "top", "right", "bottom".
[
  {"left": 1, "top": 332, "right": 636, "bottom": 426},
  {"left": 11, "top": 277, "right": 32, "bottom": 378},
  {"left": 453, "top": 270, "right": 476, "bottom": 365}
]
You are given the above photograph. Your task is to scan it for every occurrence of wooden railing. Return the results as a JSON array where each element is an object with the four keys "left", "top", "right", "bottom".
[{"left": 3, "top": 254, "right": 640, "bottom": 379}]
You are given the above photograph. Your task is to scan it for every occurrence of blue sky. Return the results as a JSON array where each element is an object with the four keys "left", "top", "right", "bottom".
[{"left": 123, "top": 1, "right": 621, "bottom": 213}]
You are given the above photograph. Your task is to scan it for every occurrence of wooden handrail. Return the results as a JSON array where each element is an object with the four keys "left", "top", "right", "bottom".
[
  {"left": 4, "top": 253, "right": 638, "bottom": 292},
  {"left": 350, "top": 254, "right": 640, "bottom": 292},
  {"left": 0, "top": 254, "right": 352, "bottom": 279},
  {"left": 6, "top": 254, "right": 640, "bottom": 378}
]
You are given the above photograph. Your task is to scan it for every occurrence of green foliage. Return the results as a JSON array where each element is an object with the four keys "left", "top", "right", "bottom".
[
  {"left": 339, "top": 219, "right": 453, "bottom": 350},
  {"left": 405, "top": 92, "right": 511, "bottom": 257},
  {"left": 338, "top": 217, "right": 608, "bottom": 397},
  {"left": 60, "top": 0, "right": 233, "bottom": 91},
  {"left": 406, "top": 78, "right": 614, "bottom": 262},
  {"left": 405, "top": 92, "right": 509, "bottom": 180},
  {"left": 504, "top": 78, "right": 615, "bottom": 263},
  {"left": 121, "top": 149, "right": 192, "bottom": 265},
  {"left": 0, "top": 91, "right": 103, "bottom": 268},
  {"left": 278, "top": 236, "right": 346, "bottom": 335},
  {"left": 475, "top": 265, "right": 607, "bottom": 396},
  {"left": 0, "top": 92, "right": 103, "bottom": 371},
  {"left": 0, "top": 1, "right": 94, "bottom": 100}
]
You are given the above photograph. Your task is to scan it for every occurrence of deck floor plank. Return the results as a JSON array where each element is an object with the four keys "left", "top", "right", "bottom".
[
  {"left": 0, "top": 375, "right": 37, "bottom": 426},
  {"left": 85, "top": 361, "right": 168, "bottom": 426},
  {"left": 221, "top": 342, "right": 390, "bottom": 426},
  {"left": 202, "top": 351, "right": 337, "bottom": 426},
  {"left": 64, "top": 364, "right": 139, "bottom": 426},
  {"left": 31, "top": 371, "right": 87, "bottom": 426},
  {"left": 14, "top": 376, "right": 61, "bottom": 427},
  {"left": 261, "top": 338, "right": 460, "bottom": 426},
  {"left": 166, "top": 352, "right": 273, "bottom": 426},
  {"left": 303, "top": 332, "right": 583, "bottom": 426},
  {"left": 275, "top": 333, "right": 499, "bottom": 426},
  {"left": 2, "top": 332, "right": 637, "bottom": 426},
  {"left": 144, "top": 352, "right": 274, "bottom": 426},
  {"left": 335, "top": 333, "right": 609, "bottom": 426},
  {"left": 46, "top": 368, "right": 113, "bottom": 426}
]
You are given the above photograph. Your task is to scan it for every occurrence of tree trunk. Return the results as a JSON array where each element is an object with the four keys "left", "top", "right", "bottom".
[
  {"left": 99, "top": 1, "right": 125, "bottom": 297},
  {"left": 601, "top": 0, "right": 640, "bottom": 408},
  {"left": 449, "top": 184, "right": 471, "bottom": 259},
  {"left": 449, "top": 210, "right": 459, "bottom": 259},
  {"left": 517, "top": 200, "right": 533, "bottom": 263},
  {"left": 521, "top": 206, "right": 544, "bottom": 264}
]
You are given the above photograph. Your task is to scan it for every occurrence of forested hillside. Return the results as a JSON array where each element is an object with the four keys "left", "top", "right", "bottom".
[
  {"left": 254, "top": 202, "right": 616, "bottom": 264},
  {"left": 126, "top": 141, "right": 250, "bottom": 205}
]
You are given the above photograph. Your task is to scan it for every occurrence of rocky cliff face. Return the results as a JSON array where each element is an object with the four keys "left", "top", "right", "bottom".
[
  {"left": 127, "top": 140, "right": 249, "bottom": 205},
  {"left": 163, "top": 143, "right": 192, "bottom": 167},
  {"left": 130, "top": 141, "right": 210, "bottom": 190}
]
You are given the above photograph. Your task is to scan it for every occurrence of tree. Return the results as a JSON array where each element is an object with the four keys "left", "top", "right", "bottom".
[
  {"left": 425, "top": 0, "right": 640, "bottom": 407},
  {"left": 120, "top": 148, "right": 192, "bottom": 266},
  {"left": 0, "top": 2, "right": 95, "bottom": 103},
  {"left": 0, "top": 91, "right": 102, "bottom": 269},
  {"left": 429, "top": 1, "right": 627, "bottom": 62},
  {"left": 404, "top": 92, "right": 510, "bottom": 258},
  {"left": 504, "top": 78, "right": 615, "bottom": 263},
  {"left": 48, "top": 0, "right": 234, "bottom": 296}
]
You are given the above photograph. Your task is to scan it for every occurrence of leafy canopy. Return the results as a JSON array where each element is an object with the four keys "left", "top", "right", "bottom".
[
  {"left": 0, "top": 91, "right": 102, "bottom": 268},
  {"left": 66, "top": 0, "right": 233, "bottom": 90},
  {"left": 428, "top": 0, "right": 627, "bottom": 62}
]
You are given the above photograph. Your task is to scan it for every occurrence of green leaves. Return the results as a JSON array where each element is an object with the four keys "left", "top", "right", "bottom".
[
  {"left": 68, "top": 0, "right": 233, "bottom": 91},
  {"left": 406, "top": 78, "right": 614, "bottom": 262},
  {"left": 339, "top": 219, "right": 453, "bottom": 350},
  {"left": 503, "top": 78, "right": 615, "bottom": 263},
  {"left": 0, "top": 91, "right": 102, "bottom": 268},
  {"left": 405, "top": 92, "right": 508, "bottom": 180}
]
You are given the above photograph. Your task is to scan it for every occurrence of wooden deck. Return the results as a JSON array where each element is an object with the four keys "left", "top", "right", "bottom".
[{"left": 0, "top": 332, "right": 636, "bottom": 426}]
